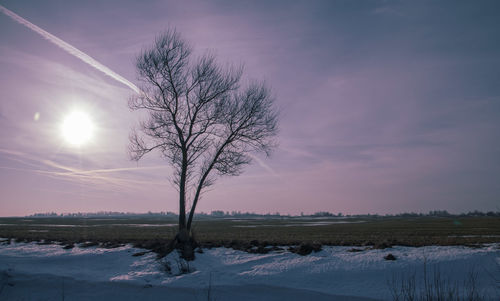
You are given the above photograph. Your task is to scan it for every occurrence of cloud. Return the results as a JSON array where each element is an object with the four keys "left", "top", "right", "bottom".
[
  {"left": 0, "top": 148, "right": 168, "bottom": 191},
  {"left": 0, "top": 4, "right": 140, "bottom": 94}
]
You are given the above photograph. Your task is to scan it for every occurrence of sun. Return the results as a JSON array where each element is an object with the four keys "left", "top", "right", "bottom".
[{"left": 60, "top": 111, "right": 94, "bottom": 146}]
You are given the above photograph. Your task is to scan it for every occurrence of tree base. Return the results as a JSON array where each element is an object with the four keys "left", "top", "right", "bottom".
[{"left": 173, "top": 229, "right": 197, "bottom": 261}]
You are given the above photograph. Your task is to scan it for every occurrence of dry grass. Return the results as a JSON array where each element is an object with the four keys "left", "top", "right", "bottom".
[
  {"left": 0, "top": 216, "right": 499, "bottom": 248},
  {"left": 388, "top": 263, "right": 488, "bottom": 300}
]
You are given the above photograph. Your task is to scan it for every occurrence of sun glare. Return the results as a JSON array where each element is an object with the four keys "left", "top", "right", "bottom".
[{"left": 61, "top": 111, "right": 94, "bottom": 146}]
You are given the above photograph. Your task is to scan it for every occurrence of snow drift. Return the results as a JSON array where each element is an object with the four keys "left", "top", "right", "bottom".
[{"left": 0, "top": 240, "right": 498, "bottom": 300}]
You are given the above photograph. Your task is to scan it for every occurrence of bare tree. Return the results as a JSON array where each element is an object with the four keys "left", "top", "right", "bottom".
[{"left": 129, "top": 29, "right": 278, "bottom": 259}]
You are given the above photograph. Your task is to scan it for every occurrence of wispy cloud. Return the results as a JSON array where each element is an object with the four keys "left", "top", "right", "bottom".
[
  {"left": 0, "top": 148, "right": 168, "bottom": 190},
  {"left": 247, "top": 153, "right": 278, "bottom": 177},
  {"left": 0, "top": 4, "right": 140, "bottom": 94}
]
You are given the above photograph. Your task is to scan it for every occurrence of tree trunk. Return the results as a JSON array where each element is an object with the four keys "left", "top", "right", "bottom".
[
  {"left": 174, "top": 150, "right": 195, "bottom": 260},
  {"left": 186, "top": 170, "right": 210, "bottom": 231},
  {"left": 187, "top": 141, "right": 229, "bottom": 231},
  {"left": 186, "top": 189, "right": 202, "bottom": 231},
  {"left": 177, "top": 151, "right": 188, "bottom": 242}
]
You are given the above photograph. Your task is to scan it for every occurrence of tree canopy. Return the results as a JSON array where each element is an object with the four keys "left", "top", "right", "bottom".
[{"left": 129, "top": 29, "right": 278, "bottom": 236}]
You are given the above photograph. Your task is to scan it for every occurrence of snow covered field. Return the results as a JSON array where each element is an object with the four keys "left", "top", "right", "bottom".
[{"left": 0, "top": 240, "right": 498, "bottom": 300}]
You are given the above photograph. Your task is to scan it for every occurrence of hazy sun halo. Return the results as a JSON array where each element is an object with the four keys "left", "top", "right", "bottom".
[{"left": 61, "top": 111, "right": 94, "bottom": 146}]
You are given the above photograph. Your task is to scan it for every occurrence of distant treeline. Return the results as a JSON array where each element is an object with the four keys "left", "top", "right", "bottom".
[{"left": 27, "top": 209, "right": 500, "bottom": 218}]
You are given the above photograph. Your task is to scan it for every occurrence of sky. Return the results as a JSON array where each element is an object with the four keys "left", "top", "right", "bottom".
[{"left": 0, "top": 0, "right": 499, "bottom": 216}]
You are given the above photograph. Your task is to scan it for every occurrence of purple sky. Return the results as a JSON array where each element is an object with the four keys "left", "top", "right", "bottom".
[{"left": 1, "top": 0, "right": 499, "bottom": 216}]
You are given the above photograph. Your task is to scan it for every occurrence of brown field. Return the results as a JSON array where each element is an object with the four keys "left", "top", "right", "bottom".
[{"left": 0, "top": 216, "right": 499, "bottom": 248}]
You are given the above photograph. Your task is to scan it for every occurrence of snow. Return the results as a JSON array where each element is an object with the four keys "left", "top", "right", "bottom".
[
  {"left": 0, "top": 240, "right": 498, "bottom": 300},
  {"left": 233, "top": 221, "right": 366, "bottom": 227}
]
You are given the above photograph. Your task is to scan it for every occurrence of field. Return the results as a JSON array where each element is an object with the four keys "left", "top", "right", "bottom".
[
  {"left": 1, "top": 216, "right": 499, "bottom": 248},
  {"left": 1, "top": 216, "right": 500, "bottom": 300}
]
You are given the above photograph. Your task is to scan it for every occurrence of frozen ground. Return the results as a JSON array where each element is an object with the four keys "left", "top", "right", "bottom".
[{"left": 0, "top": 240, "right": 498, "bottom": 300}]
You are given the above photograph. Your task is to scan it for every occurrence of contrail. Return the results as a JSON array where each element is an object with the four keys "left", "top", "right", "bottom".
[
  {"left": 247, "top": 153, "right": 278, "bottom": 177},
  {"left": 0, "top": 4, "right": 140, "bottom": 94}
]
